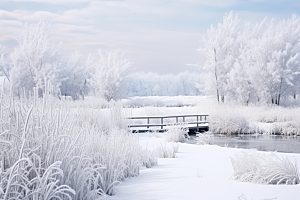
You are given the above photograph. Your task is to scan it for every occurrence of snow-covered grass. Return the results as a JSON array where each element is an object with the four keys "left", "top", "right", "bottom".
[
  {"left": 231, "top": 150, "right": 300, "bottom": 185},
  {"left": 165, "top": 125, "right": 189, "bottom": 143},
  {"left": 3, "top": 93, "right": 298, "bottom": 198},
  {"left": 213, "top": 104, "right": 300, "bottom": 135},
  {"left": 154, "top": 142, "right": 180, "bottom": 158},
  {"left": 0, "top": 90, "right": 157, "bottom": 199}
]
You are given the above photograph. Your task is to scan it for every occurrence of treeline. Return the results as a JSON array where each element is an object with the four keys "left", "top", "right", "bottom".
[
  {"left": 0, "top": 22, "right": 203, "bottom": 101},
  {"left": 200, "top": 12, "right": 300, "bottom": 105},
  {"left": 0, "top": 22, "right": 133, "bottom": 101},
  {"left": 125, "top": 71, "right": 204, "bottom": 97}
]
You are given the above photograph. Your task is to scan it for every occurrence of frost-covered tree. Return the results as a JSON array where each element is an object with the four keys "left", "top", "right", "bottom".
[
  {"left": 60, "top": 52, "right": 92, "bottom": 100},
  {"left": 199, "top": 12, "right": 300, "bottom": 106},
  {"left": 270, "top": 15, "right": 300, "bottom": 105},
  {"left": 199, "top": 11, "right": 240, "bottom": 103},
  {"left": 91, "top": 50, "right": 131, "bottom": 101},
  {"left": 0, "top": 46, "right": 10, "bottom": 82},
  {"left": 227, "top": 19, "right": 267, "bottom": 105},
  {"left": 243, "top": 16, "right": 300, "bottom": 105},
  {"left": 10, "top": 21, "right": 61, "bottom": 97}
]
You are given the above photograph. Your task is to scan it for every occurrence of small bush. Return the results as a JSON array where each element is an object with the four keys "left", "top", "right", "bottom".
[
  {"left": 165, "top": 125, "right": 189, "bottom": 143},
  {"left": 209, "top": 109, "right": 250, "bottom": 135},
  {"left": 270, "top": 121, "right": 300, "bottom": 136},
  {"left": 231, "top": 150, "right": 300, "bottom": 185},
  {"left": 195, "top": 131, "right": 214, "bottom": 145}
]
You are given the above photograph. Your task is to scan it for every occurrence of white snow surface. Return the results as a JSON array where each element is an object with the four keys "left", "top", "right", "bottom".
[{"left": 109, "top": 133, "right": 300, "bottom": 200}]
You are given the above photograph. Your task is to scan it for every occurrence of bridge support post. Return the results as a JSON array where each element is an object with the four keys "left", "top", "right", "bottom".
[
  {"left": 147, "top": 118, "right": 149, "bottom": 128},
  {"left": 197, "top": 116, "right": 199, "bottom": 131}
]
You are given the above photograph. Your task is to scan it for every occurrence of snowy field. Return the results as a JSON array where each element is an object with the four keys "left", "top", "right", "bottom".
[
  {"left": 1, "top": 94, "right": 300, "bottom": 199},
  {"left": 110, "top": 133, "right": 300, "bottom": 200}
]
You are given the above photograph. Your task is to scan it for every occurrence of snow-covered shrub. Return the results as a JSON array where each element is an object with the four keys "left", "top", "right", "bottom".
[
  {"left": 234, "top": 105, "right": 300, "bottom": 123},
  {"left": 165, "top": 125, "right": 189, "bottom": 143},
  {"left": 231, "top": 150, "right": 300, "bottom": 185},
  {"left": 280, "top": 121, "right": 300, "bottom": 136},
  {"left": 209, "top": 109, "right": 250, "bottom": 134},
  {"left": 270, "top": 121, "right": 300, "bottom": 136},
  {"left": 195, "top": 131, "right": 214, "bottom": 145},
  {"left": 155, "top": 142, "right": 180, "bottom": 158}
]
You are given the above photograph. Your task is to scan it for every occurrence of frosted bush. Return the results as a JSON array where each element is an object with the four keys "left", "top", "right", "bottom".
[
  {"left": 210, "top": 111, "right": 250, "bottom": 135},
  {"left": 195, "top": 131, "right": 214, "bottom": 145},
  {"left": 165, "top": 125, "right": 189, "bottom": 143},
  {"left": 231, "top": 105, "right": 300, "bottom": 124},
  {"left": 270, "top": 121, "right": 300, "bottom": 136},
  {"left": 280, "top": 121, "right": 300, "bottom": 136},
  {"left": 231, "top": 150, "right": 300, "bottom": 185}
]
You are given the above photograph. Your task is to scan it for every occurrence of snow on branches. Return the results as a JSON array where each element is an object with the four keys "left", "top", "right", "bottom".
[
  {"left": 91, "top": 49, "right": 132, "bottom": 101},
  {"left": 200, "top": 12, "right": 300, "bottom": 105},
  {"left": 10, "top": 21, "right": 62, "bottom": 97}
]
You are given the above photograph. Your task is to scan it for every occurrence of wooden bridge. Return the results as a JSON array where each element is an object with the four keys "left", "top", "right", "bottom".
[{"left": 128, "top": 114, "right": 209, "bottom": 133}]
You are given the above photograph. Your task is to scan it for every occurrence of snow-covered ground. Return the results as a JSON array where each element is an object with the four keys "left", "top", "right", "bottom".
[{"left": 109, "top": 133, "right": 300, "bottom": 200}]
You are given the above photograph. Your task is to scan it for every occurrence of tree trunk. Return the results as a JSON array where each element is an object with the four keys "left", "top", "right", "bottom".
[
  {"left": 276, "top": 78, "right": 282, "bottom": 106},
  {"left": 214, "top": 48, "right": 220, "bottom": 103}
]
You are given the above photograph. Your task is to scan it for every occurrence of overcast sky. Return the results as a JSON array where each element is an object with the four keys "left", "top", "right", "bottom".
[{"left": 1, "top": 0, "right": 300, "bottom": 74}]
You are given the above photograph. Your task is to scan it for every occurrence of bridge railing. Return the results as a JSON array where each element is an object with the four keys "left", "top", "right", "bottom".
[{"left": 128, "top": 114, "right": 209, "bottom": 131}]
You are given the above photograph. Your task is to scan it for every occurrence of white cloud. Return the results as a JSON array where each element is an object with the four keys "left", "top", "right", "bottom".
[
  {"left": 0, "top": 0, "right": 91, "bottom": 5},
  {"left": 1, "top": 0, "right": 300, "bottom": 74}
]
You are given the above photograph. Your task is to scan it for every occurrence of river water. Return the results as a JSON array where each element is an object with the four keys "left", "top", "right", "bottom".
[{"left": 188, "top": 134, "right": 300, "bottom": 154}]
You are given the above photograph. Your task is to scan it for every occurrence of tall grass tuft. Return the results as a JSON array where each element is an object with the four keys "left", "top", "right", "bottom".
[
  {"left": 231, "top": 150, "right": 300, "bottom": 185},
  {"left": 154, "top": 142, "right": 180, "bottom": 158},
  {"left": 0, "top": 86, "right": 157, "bottom": 199}
]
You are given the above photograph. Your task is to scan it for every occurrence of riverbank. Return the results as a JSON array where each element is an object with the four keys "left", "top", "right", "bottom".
[{"left": 109, "top": 133, "right": 300, "bottom": 200}]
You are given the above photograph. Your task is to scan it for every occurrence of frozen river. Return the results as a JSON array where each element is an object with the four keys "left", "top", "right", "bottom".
[{"left": 188, "top": 134, "right": 300, "bottom": 153}]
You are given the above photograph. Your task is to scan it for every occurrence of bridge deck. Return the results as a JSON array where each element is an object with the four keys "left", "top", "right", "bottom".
[{"left": 128, "top": 114, "right": 209, "bottom": 133}]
